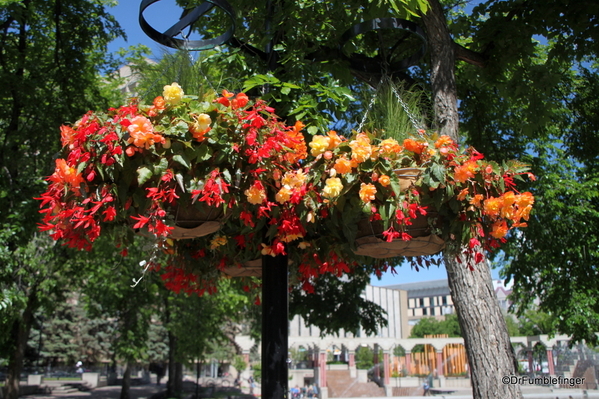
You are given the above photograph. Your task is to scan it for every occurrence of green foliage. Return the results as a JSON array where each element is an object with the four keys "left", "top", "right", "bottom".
[
  {"left": 355, "top": 346, "right": 374, "bottom": 370},
  {"left": 409, "top": 314, "right": 461, "bottom": 338},
  {"left": 501, "top": 142, "right": 599, "bottom": 344},
  {"left": 167, "top": 279, "right": 250, "bottom": 367},
  {"left": 364, "top": 79, "right": 431, "bottom": 140},
  {"left": 504, "top": 315, "right": 520, "bottom": 337},
  {"left": 516, "top": 309, "right": 556, "bottom": 337},
  {"left": 232, "top": 355, "right": 247, "bottom": 376},
  {"left": 289, "top": 272, "right": 387, "bottom": 337},
  {"left": 393, "top": 345, "right": 405, "bottom": 357},
  {"left": 78, "top": 235, "right": 160, "bottom": 364},
  {"left": 0, "top": 234, "right": 81, "bottom": 360},
  {"left": 251, "top": 362, "right": 261, "bottom": 384},
  {"left": 0, "top": 0, "right": 124, "bottom": 245}
]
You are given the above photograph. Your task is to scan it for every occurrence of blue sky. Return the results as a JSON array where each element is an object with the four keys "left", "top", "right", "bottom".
[{"left": 106, "top": 2, "right": 503, "bottom": 287}]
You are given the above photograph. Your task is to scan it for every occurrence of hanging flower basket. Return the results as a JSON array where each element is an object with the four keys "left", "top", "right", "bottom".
[{"left": 36, "top": 83, "right": 537, "bottom": 295}]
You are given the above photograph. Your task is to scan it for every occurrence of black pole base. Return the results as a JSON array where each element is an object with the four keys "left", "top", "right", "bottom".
[{"left": 261, "top": 253, "right": 289, "bottom": 399}]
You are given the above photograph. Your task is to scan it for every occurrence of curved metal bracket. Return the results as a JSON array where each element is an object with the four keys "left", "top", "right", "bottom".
[{"left": 139, "top": 0, "right": 236, "bottom": 51}]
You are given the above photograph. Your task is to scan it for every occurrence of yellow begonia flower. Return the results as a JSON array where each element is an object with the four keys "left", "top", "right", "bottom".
[
  {"left": 349, "top": 133, "right": 372, "bottom": 163},
  {"left": 276, "top": 186, "right": 292, "bottom": 204},
  {"left": 195, "top": 113, "right": 211, "bottom": 130},
  {"left": 323, "top": 177, "right": 343, "bottom": 198},
  {"left": 282, "top": 170, "right": 306, "bottom": 188},
  {"left": 298, "top": 241, "right": 311, "bottom": 249},
  {"left": 210, "top": 235, "right": 227, "bottom": 250},
  {"left": 261, "top": 243, "right": 276, "bottom": 256},
  {"left": 379, "top": 138, "right": 402, "bottom": 156},
  {"left": 163, "top": 82, "right": 184, "bottom": 104},
  {"left": 245, "top": 186, "right": 266, "bottom": 205},
  {"left": 309, "top": 135, "right": 330, "bottom": 157}
]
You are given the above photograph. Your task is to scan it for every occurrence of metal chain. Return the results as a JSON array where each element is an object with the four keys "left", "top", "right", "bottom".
[
  {"left": 357, "top": 77, "right": 385, "bottom": 133},
  {"left": 390, "top": 83, "right": 423, "bottom": 132},
  {"left": 356, "top": 90, "right": 378, "bottom": 133}
]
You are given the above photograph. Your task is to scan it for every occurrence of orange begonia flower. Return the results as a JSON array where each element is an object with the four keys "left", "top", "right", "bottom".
[
  {"left": 379, "top": 138, "right": 402, "bottom": 156},
  {"left": 434, "top": 135, "right": 455, "bottom": 148},
  {"left": 470, "top": 194, "right": 484, "bottom": 208},
  {"left": 127, "top": 116, "right": 165, "bottom": 149},
  {"left": 500, "top": 191, "right": 516, "bottom": 219},
  {"left": 514, "top": 192, "right": 534, "bottom": 221},
  {"left": 483, "top": 197, "right": 502, "bottom": 218},
  {"left": 403, "top": 138, "right": 427, "bottom": 154},
  {"left": 231, "top": 92, "right": 249, "bottom": 109},
  {"left": 457, "top": 188, "right": 469, "bottom": 201},
  {"left": 327, "top": 130, "right": 343, "bottom": 149},
  {"left": 284, "top": 122, "right": 308, "bottom": 163},
  {"left": 49, "top": 159, "right": 85, "bottom": 195},
  {"left": 359, "top": 183, "right": 377, "bottom": 203},
  {"left": 60, "top": 125, "right": 77, "bottom": 148},
  {"left": 378, "top": 175, "right": 391, "bottom": 187},
  {"left": 454, "top": 160, "right": 478, "bottom": 183},
  {"left": 333, "top": 157, "right": 353, "bottom": 174},
  {"left": 153, "top": 96, "right": 166, "bottom": 109},
  {"left": 490, "top": 220, "right": 509, "bottom": 239}
]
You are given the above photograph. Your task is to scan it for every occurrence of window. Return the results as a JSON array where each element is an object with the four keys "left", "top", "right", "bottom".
[
  {"left": 430, "top": 307, "right": 435, "bottom": 316},
  {"left": 423, "top": 308, "right": 428, "bottom": 316}
]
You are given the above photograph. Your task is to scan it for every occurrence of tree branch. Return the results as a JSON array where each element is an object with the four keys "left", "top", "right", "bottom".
[{"left": 454, "top": 42, "right": 487, "bottom": 68}]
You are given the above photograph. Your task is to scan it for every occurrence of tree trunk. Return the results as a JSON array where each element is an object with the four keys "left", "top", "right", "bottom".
[
  {"left": 167, "top": 330, "right": 178, "bottom": 398},
  {"left": 5, "top": 285, "right": 39, "bottom": 399},
  {"left": 421, "top": 1, "right": 522, "bottom": 398},
  {"left": 446, "top": 255, "right": 522, "bottom": 398},
  {"left": 173, "top": 362, "right": 183, "bottom": 395},
  {"left": 119, "top": 363, "right": 131, "bottom": 399}
]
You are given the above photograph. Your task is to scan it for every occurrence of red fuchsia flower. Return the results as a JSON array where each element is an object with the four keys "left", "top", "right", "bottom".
[
  {"left": 191, "top": 170, "right": 230, "bottom": 207},
  {"left": 240, "top": 210, "right": 255, "bottom": 227}
]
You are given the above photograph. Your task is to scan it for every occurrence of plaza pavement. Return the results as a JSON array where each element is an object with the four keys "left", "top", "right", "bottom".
[{"left": 16, "top": 383, "right": 599, "bottom": 399}]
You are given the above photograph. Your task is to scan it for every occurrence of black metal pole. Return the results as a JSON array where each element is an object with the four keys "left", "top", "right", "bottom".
[{"left": 261, "top": 253, "right": 289, "bottom": 399}]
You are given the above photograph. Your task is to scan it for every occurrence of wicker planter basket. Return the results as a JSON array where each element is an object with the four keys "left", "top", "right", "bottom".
[
  {"left": 168, "top": 204, "right": 223, "bottom": 240},
  {"left": 353, "top": 215, "right": 445, "bottom": 259},
  {"left": 222, "top": 258, "right": 295, "bottom": 277},
  {"left": 222, "top": 258, "right": 263, "bottom": 277},
  {"left": 395, "top": 167, "right": 423, "bottom": 192}
]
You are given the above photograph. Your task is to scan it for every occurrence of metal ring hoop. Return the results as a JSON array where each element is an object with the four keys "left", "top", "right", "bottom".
[
  {"left": 340, "top": 18, "right": 427, "bottom": 73},
  {"left": 139, "top": 0, "right": 236, "bottom": 51}
]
